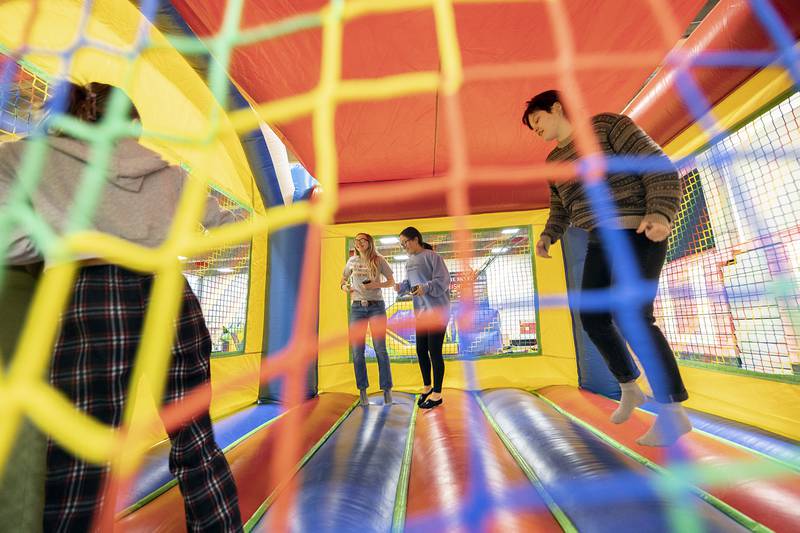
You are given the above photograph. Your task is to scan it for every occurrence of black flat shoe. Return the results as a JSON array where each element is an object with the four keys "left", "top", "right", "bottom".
[
  {"left": 419, "top": 398, "right": 443, "bottom": 409},
  {"left": 417, "top": 390, "right": 433, "bottom": 406}
]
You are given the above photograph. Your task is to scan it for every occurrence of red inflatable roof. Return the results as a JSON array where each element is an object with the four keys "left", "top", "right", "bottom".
[
  {"left": 173, "top": 1, "right": 715, "bottom": 222},
  {"left": 628, "top": 0, "right": 800, "bottom": 146}
]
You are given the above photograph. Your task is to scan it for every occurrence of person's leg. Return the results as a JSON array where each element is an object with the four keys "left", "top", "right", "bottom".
[
  {"left": 620, "top": 232, "right": 688, "bottom": 403},
  {"left": 428, "top": 326, "right": 446, "bottom": 395},
  {"left": 0, "top": 268, "right": 45, "bottom": 533},
  {"left": 349, "top": 304, "right": 370, "bottom": 405},
  {"left": 160, "top": 280, "right": 242, "bottom": 532},
  {"left": 419, "top": 314, "right": 447, "bottom": 409},
  {"left": 44, "top": 266, "right": 139, "bottom": 531},
  {"left": 415, "top": 321, "right": 432, "bottom": 391},
  {"left": 579, "top": 236, "right": 645, "bottom": 423},
  {"left": 367, "top": 303, "right": 393, "bottom": 393},
  {"left": 415, "top": 319, "right": 434, "bottom": 407},
  {"left": 618, "top": 232, "right": 690, "bottom": 446}
]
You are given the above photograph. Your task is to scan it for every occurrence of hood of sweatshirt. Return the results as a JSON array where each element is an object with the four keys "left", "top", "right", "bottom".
[{"left": 43, "top": 136, "right": 169, "bottom": 192}]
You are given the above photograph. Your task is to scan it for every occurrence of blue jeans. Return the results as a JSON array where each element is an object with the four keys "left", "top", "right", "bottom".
[{"left": 349, "top": 301, "right": 393, "bottom": 391}]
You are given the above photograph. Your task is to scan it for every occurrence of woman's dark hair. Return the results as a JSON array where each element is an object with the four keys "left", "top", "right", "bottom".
[
  {"left": 521, "top": 89, "right": 566, "bottom": 129},
  {"left": 64, "top": 82, "right": 140, "bottom": 123},
  {"left": 400, "top": 226, "right": 433, "bottom": 250}
]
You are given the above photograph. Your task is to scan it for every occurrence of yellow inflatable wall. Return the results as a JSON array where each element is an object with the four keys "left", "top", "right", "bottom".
[{"left": 318, "top": 210, "right": 578, "bottom": 393}]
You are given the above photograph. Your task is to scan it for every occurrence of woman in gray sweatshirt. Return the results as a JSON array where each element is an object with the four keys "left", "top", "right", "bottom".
[{"left": 395, "top": 227, "right": 451, "bottom": 409}]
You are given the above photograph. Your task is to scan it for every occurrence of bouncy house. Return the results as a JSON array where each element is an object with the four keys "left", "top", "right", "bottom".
[{"left": 0, "top": 0, "right": 799, "bottom": 531}]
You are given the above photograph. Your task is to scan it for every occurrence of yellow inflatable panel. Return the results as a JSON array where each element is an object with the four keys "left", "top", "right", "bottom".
[
  {"left": 667, "top": 59, "right": 798, "bottom": 161},
  {"left": 126, "top": 352, "right": 261, "bottom": 449},
  {"left": 209, "top": 353, "right": 261, "bottom": 420},
  {"left": 245, "top": 232, "right": 268, "bottom": 357},
  {"left": 0, "top": 0, "right": 258, "bottom": 211},
  {"left": 681, "top": 366, "right": 800, "bottom": 441}
]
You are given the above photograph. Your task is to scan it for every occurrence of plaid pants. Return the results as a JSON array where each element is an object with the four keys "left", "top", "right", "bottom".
[{"left": 44, "top": 266, "right": 242, "bottom": 532}]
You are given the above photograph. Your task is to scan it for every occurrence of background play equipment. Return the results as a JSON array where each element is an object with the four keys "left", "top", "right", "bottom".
[{"left": 1, "top": 0, "right": 798, "bottom": 531}]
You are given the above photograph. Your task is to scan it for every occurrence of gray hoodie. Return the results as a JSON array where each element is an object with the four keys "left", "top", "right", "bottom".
[
  {"left": 403, "top": 248, "right": 451, "bottom": 315},
  {"left": 0, "top": 136, "right": 234, "bottom": 264}
]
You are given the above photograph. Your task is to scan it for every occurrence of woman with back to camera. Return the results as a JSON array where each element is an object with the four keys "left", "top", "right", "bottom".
[
  {"left": 0, "top": 81, "right": 243, "bottom": 531},
  {"left": 395, "top": 227, "right": 451, "bottom": 409},
  {"left": 341, "top": 232, "right": 395, "bottom": 406}
]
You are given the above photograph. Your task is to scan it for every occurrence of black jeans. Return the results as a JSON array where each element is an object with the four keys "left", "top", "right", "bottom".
[
  {"left": 416, "top": 322, "right": 447, "bottom": 394},
  {"left": 579, "top": 229, "right": 688, "bottom": 403}
]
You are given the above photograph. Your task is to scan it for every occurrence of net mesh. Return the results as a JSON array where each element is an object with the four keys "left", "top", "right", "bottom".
[
  {"left": 0, "top": 62, "right": 49, "bottom": 140},
  {"left": 183, "top": 189, "right": 252, "bottom": 355},
  {"left": 0, "top": 0, "right": 799, "bottom": 531},
  {"left": 657, "top": 91, "right": 800, "bottom": 376}
]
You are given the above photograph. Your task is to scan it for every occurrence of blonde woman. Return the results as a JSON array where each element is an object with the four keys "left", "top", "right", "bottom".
[{"left": 341, "top": 233, "right": 395, "bottom": 406}]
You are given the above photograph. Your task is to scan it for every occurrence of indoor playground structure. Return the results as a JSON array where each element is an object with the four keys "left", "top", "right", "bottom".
[{"left": 1, "top": 0, "right": 800, "bottom": 532}]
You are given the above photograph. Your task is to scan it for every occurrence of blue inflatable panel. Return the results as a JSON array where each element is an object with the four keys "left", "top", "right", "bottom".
[
  {"left": 259, "top": 223, "right": 317, "bottom": 402},
  {"left": 641, "top": 401, "right": 800, "bottom": 468},
  {"left": 481, "top": 389, "right": 745, "bottom": 533},
  {"left": 120, "top": 402, "right": 283, "bottom": 511},
  {"left": 290, "top": 163, "right": 319, "bottom": 202},
  {"left": 560, "top": 228, "right": 619, "bottom": 398},
  {"left": 253, "top": 393, "right": 415, "bottom": 532}
]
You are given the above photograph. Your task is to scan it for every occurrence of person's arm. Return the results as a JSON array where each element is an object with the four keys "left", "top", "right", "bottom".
[
  {"left": 535, "top": 184, "right": 568, "bottom": 258},
  {"left": 0, "top": 145, "right": 41, "bottom": 265},
  {"left": 340, "top": 260, "right": 353, "bottom": 293},
  {"left": 382, "top": 271, "right": 396, "bottom": 289},
  {"left": 608, "top": 114, "right": 681, "bottom": 229},
  {"left": 201, "top": 192, "right": 238, "bottom": 228},
  {"left": 367, "top": 256, "right": 395, "bottom": 289},
  {"left": 540, "top": 184, "right": 570, "bottom": 244},
  {"left": 4, "top": 231, "right": 39, "bottom": 265},
  {"left": 178, "top": 169, "right": 239, "bottom": 229},
  {"left": 419, "top": 253, "right": 450, "bottom": 297}
]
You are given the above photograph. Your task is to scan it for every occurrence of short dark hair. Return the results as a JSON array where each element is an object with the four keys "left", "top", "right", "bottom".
[{"left": 521, "top": 90, "right": 565, "bottom": 129}]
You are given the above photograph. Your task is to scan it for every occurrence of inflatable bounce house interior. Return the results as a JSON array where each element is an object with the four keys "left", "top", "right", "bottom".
[{"left": 0, "top": 0, "right": 799, "bottom": 531}]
